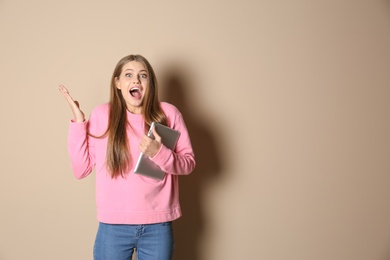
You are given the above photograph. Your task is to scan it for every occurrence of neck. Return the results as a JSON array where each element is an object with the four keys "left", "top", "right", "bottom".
[{"left": 126, "top": 106, "right": 142, "bottom": 114}]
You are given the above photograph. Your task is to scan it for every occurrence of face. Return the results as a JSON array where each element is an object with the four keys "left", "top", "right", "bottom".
[{"left": 115, "top": 61, "right": 150, "bottom": 114}]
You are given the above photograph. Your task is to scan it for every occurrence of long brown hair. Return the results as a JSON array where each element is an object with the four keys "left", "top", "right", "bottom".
[{"left": 100, "top": 54, "right": 167, "bottom": 178}]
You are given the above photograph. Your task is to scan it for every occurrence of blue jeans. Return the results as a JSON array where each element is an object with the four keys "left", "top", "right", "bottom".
[{"left": 93, "top": 222, "right": 174, "bottom": 260}]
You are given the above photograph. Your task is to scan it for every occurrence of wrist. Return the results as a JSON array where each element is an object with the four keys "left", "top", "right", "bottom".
[{"left": 72, "top": 117, "right": 85, "bottom": 123}]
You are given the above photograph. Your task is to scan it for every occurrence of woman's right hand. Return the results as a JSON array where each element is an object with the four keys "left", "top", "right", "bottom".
[{"left": 59, "top": 85, "right": 85, "bottom": 122}]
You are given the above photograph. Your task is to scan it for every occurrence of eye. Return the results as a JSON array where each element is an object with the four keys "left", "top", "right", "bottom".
[
  {"left": 125, "top": 73, "right": 132, "bottom": 77},
  {"left": 140, "top": 74, "right": 148, "bottom": 78}
]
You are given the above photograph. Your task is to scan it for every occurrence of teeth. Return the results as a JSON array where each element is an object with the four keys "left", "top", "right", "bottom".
[{"left": 130, "top": 87, "right": 140, "bottom": 92}]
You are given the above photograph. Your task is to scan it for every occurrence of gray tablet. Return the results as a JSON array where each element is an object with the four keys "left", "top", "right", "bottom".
[{"left": 134, "top": 122, "right": 180, "bottom": 180}]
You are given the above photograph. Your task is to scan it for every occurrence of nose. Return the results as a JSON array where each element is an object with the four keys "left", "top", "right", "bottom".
[{"left": 133, "top": 75, "right": 140, "bottom": 84}]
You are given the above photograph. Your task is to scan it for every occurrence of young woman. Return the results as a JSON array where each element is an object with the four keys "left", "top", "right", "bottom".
[{"left": 59, "top": 54, "right": 196, "bottom": 260}]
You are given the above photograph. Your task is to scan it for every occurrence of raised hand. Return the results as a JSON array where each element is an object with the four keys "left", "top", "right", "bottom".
[{"left": 58, "top": 85, "right": 85, "bottom": 122}]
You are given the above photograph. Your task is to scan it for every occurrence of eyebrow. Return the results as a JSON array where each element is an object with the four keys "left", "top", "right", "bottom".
[{"left": 124, "top": 69, "right": 148, "bottom": 72}]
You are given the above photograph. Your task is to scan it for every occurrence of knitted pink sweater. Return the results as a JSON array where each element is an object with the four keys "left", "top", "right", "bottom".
[{"left": 68, "top": 102, "right": 195, "bottom": 224}]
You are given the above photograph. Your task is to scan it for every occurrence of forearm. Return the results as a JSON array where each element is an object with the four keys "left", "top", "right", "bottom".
[
  {"left": 68, "top": 121, "right": 95, "bottom": 179},
  {"left": 151, "top": 145, "right": 196, "bottom": 175}
]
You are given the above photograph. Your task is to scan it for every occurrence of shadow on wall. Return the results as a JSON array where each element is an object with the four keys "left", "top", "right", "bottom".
[{"left": 160, "top": 64, "right": 223, "bottom": 260}]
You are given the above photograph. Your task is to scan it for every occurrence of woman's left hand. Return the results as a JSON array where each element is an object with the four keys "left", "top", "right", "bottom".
[{"left": 140, "top": 127, "right": 162, "bottom": 158}]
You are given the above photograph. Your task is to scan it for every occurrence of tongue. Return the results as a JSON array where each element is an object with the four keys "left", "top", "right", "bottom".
[{"left": 130, "top": 90, "right": 141, "bottom": 99}]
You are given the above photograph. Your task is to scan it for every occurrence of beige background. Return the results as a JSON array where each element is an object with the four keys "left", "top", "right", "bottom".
[{"left": 1, "top": 0, "right": 390, "bottom": 259}]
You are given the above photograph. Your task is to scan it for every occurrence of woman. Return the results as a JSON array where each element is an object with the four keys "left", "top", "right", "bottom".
[{"left": 59, "top": 54, "right": 196, "bottom": 260}]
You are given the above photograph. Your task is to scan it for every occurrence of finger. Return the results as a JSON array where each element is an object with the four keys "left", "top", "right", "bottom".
[
  {"left": 59, "top": 85, "right": 75, "bottom": 102},
  {"left": 59, "top": 85, "right": 82, "bottom": 110},
  {"left": 140, "top": 136, "right": 151, "bottom": 148},
  {"left": 59, "top": 85, "right": 71, "bottom": 97},
  {"left": 58, "top": 84, "right": 68, "bottom": 93},
  {"left": 139, "top": 138, "right": 149, "bottom": 153},
  {"left": 139, "top": 142, "right": 145, "bottom": 152}
]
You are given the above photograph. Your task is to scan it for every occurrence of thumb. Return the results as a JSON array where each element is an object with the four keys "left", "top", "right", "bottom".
[{"left": 152, "top": 127, "right": 162, "bottom": 143}]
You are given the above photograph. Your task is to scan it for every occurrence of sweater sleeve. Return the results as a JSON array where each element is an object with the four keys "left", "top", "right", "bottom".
[
  {"left": 150, "top": 108, "right": 196, "bottom": 175},
  {"left": 67, "top": 118, "right": 96, "bottom": 179}
]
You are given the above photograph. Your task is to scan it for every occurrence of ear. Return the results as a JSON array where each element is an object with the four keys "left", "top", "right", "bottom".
[{"left": 115, "top": 77, "right": 121, "bottom": 89}]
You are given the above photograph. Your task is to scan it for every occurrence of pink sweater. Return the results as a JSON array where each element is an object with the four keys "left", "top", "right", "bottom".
[{"left": 67, "top": 102, "right": 196, "bottom": 224}]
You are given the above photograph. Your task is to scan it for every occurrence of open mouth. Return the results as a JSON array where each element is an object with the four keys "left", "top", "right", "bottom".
[{"left": 129, "top": 87, "right": 141, "bottom": 99}]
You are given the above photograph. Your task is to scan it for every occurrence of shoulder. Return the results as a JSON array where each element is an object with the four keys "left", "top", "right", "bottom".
[
  {"left": 160, "top": 102, "right": 181, "bottom": 116},
  {"left": 87, "top": 103, "right": 109, "bottom": 134},
  {"left": 89, "top": 103, "right": 109, "bottom": 123},
  {"left": 160, "top": 102, "right": 184, "bottom": 128},
  {"left": 91, "top": 103, "right": 110, "bottom": 116}
]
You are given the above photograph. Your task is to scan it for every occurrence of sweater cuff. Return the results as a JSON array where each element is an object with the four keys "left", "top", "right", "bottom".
[
  {"left": 69, "top": 120, "right": 88, "bottom": 134},
  {"left": 150, "top": 144, "right": 170, "bottom": 166}
]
